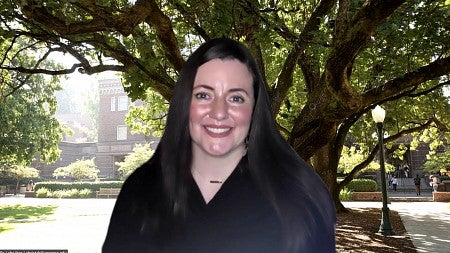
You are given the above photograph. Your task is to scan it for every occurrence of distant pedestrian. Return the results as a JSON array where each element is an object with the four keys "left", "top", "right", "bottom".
[
  {"left": 432, "top": 176, "right": 440, "bottom": 192},
  {"left": 392, "top": 177, "right": 398, "bottom": 192},
  {"left": 413, "top": 174, "right": 421, "bottom": 195},
  {"left": 387, "top": 173, "right": 393, "bottom": 187},
  {"left": 404, "top": 165, "right": 410, "bottom": 178},
  {"left": 26, "top": 180, "right": 34, "bottom": 191}
]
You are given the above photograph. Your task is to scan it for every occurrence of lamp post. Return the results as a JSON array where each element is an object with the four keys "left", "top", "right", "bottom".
[{"left": 371, "top": 105, "right": 394, "bottom": 235}]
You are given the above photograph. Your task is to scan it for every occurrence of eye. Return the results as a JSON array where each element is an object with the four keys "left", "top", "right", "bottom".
[
  {"left": 229, "top": 95, "right": 245, "bottom": 103},
  {"left": 194, "top": 92, "right": 210, "bottom": 100}
]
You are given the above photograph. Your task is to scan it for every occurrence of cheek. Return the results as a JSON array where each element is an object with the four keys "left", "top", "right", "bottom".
[
  {"left": 230, "top": 106, "right": 253, "bottom": 126},
  {"left": 189, "top": 104, "right": 206, "bottom": 123}
]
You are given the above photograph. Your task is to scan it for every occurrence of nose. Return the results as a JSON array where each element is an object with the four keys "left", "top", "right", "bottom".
[{"left": 209, "top": 98, "right": 228, "bottom": 120}]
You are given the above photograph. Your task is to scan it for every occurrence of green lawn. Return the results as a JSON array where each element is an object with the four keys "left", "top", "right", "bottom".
[{"left": 0, "top": 204, "right": 58, "bottom": 233}]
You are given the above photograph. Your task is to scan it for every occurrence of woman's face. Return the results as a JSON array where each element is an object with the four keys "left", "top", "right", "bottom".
[{"left": 189, "top": 59, "right": 254, "bottom": 157}]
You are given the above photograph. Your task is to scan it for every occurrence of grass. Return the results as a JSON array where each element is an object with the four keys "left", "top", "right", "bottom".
[{"left": 0, "top": 204, "right": 58, "bottom": 233}]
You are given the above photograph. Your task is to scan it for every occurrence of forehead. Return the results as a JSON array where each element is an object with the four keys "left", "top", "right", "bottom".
[{"left": 194, "top": 59, "right": 253, "bottom": 90}]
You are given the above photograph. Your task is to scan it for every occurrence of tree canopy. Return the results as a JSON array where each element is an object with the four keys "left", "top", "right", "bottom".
[
  {"left": 53, "top": 158, "right": 99, "bottom": 181},
  {"left": 116, "top": 143, "right": 155, "bottom": 180},
  {"left": 1, "top": 0, "right": 449, "bottom": 210},
  {"left": 0, "top": 34, "right": 63, "bottom": 168}
]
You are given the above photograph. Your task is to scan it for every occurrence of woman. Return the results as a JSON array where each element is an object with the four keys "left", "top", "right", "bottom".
[{"left": 103, "top": 38, "right": 335, "bottom": 253}]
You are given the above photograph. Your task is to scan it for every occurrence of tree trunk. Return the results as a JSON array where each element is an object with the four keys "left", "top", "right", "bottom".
[
  {"left": 311, "top": 139, "right": 348, "bottom": 213},
  {"left": 15, "top": 180, "right": 19, "bottom": 195}
]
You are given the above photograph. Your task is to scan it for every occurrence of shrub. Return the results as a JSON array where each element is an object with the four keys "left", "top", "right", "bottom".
[
  {"left": 53, "top": 158, "right": 99, "bottom": 181},
  {"left": 35, "top": 188, "right": 93, "bottom": 198},
  {"left": 440, "top": 175, "right": 450, "bottom": 181},
  {"left": 346, "top": 179, "right": 377, "bottom": 192},
  {"left": 52, "top": 189, "right": 72, "bottom": 198},
  {"left": 339, "top": 187, "right": 353, "bottom": 201},
  {"left": 78, "top": 189, "right": 93, "bottom": 198},
  {"left": 116, "top": 143, "right": 154, "bottom": 180},
  {"left": 36, "top": 187, "right": 50, "bottom": 198},
  {"left": 34, "top": 181, "right": 123, "bottom": 192}
]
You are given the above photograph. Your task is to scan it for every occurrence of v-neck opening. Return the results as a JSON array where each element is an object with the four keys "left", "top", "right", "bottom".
[
  {"left": 190, "top": 157, "right": 246, "bottom": 207},
  {"left": 191, "top": 166, "right": 238, "bottom": 207}
]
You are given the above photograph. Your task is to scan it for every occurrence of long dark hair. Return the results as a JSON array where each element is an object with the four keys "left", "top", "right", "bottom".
[{"left": 150, "top": 38, "right": 335, "bottom": 252}]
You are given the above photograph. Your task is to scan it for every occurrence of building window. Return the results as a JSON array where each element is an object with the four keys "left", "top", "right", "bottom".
[
  {"left": 118, "top": 96, "right": 128, "bottom": 111},
  {"left": 111, "top": 97, "right": 116, "bottom": 111},
  {"left": 117, "top": 125, "right": 127, "bottom": 140}
]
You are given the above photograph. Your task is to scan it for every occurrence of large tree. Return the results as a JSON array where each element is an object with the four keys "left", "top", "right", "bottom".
[
  {"left": 0, "top": 34, "right": 63, "bottom": 168},
  {"left": 1, "top": 0, "right": 449, "bottom": 211}
]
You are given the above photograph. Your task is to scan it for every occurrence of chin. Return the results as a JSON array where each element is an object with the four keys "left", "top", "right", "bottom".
[{"left": 205, "top": 149, "right": 231, "bottom": 157}]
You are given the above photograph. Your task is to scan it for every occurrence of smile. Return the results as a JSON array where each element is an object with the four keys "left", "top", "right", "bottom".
[{"left": 205, "top": 127, "right": 231, "bottom": 134}]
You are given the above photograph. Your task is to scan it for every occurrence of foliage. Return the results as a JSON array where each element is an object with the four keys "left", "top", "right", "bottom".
[
  {"left": 339, "top": 146, "right": 395, "bottom": 174},
  {"left": 0, "top": 164, "right": 39, "bottom": 193},
  {"left": 34, "top": 181, "right": 123, "bottom": 192},
  {"left": 0, "top": 35, "right": 63, "bottom": 167},
  {"left": 1, "top": 0, "right": 450, "bottom": 210},
  {"left": 36, "top": 187, "right": 93, "bottom": 198},
  {"left": 125, "top": 90, "right": 168, "bottom": 138},
  {"left": 53, "top": 158, "right": 99, "bottom": 181},
  {"left": 35, "top": 187, "right": 50, "bottom": 198},
  {"left": 339, "top": 188, "right": 353, "bottom": 201},
  {"left": 116, "top": 143, "right": 154, "bottom": 179},
  {"left": 439, "top": 175, "right": 450, "bottom": 181},
  {"left": 422, "top": 148, "right": 450, "bottom": 174},
  {"left": 346, "top": 179, "right": 377, "bottom": 192},
  {"left": 0, "top": 164, "right": 39, "bottom": 181}
]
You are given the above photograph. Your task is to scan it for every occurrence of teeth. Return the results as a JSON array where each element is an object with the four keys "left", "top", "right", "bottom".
[{"left": 206, "top": 127, "right": 231, "bottom": 134}]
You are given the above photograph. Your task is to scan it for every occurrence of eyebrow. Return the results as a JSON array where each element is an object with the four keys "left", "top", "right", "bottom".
[{"left": 193, "top": 84, "right": 251, "bottom": 96}]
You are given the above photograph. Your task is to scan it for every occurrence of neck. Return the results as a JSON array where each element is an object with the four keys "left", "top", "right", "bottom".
[{"left": 191, "top": 145, "right": 246, "bottom": 181}]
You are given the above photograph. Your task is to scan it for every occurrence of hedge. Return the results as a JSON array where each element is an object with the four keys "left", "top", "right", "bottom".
[
  {"left": 346, "top": 179, "right": 377, "bottom": 192},
  {"left": 36, "top": 188, "right": 93, "bottom": 198},
  {"left": 34, "top": 181, "right": 123, "bottom": 192}
]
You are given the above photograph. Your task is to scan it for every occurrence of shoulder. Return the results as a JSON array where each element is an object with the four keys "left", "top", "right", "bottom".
[
  {"left": 104, "top": 159, "right": 164, "bottom": 242},
  {"left": 119, "top": 159, "right": 161, "bottom": 199}
]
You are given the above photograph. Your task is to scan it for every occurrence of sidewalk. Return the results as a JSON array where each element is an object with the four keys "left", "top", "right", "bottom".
[
  {"left": 344, "top": 198, "right": 450, "bottom": 253},
  {"left": 1, "top": 196, "right": 449, "bottom": 252}
]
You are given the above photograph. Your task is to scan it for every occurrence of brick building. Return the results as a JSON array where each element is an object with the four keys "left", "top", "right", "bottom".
[
  {"left": 95, "top": 78, "right": 156, "bottom": 179},
  {"left": 33, "top": 78, "right": 158, "bottom": 180}
]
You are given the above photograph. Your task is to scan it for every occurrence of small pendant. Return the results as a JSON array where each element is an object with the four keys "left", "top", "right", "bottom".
[{"left": 209, "top": 180, "right": 223, "bottom": 184}]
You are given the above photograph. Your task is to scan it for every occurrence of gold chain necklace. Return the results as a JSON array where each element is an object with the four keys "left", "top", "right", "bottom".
[{"left": 192, "top": 169, "right": 224, "bottom": 184}]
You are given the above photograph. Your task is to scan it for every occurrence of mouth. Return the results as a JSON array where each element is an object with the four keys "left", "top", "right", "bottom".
[{"left": 205, "top": 127, "right": 231, "bottom": 134}]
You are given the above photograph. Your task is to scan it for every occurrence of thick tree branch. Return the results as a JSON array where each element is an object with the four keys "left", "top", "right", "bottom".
[
  {"left": 363, "top": 56, "right": 450, "bottom": 105},
  {"left": 334, "top": 0, "right": 349, "bottom": 39},
  {"left": 270, "top": 44, "right": 301, "bottom": 116},
  {"left": 2, "top": 64, "right": 125, "bottom": 75},
  {"left": 327, "top": 0, "right": 406, "bottom": 75},
  {"left": 407, "top": 80, "right": 450, "bottom": 98},
  {"left": 18, "top": 0, "right": 185, "bottom": 72},
  {"left": 171, "top": 1, "right": 211, "bottom": 41},
  {"left": 20, "top": 0, "right": 139, "bottom": 36},
  {"left": 297, "top": 0, "right": 336, "bottom": 91},
  {"left": 270, "top": 0, "right": 336, "bottom": 115},
  {"left": 143, "top": 1, "right": 185, "bottom": 71}
]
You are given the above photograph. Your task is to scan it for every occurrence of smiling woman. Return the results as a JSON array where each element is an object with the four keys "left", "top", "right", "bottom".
[{"left": 103, "top": 38, "right": 336, "bottom": 253}]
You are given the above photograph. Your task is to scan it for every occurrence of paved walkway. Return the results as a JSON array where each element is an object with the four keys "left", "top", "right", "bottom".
[
  {"left": 1, "top": 196, "right": 449, "bottom": 252},
  {"left": 344, "top": 199, "right": 450, "bottom": 253}
]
